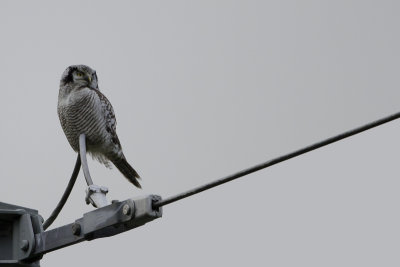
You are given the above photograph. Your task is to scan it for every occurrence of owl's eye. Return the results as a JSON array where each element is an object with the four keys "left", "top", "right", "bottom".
[{"left": 76, "top": 72, "right": 83, "bottom": 77}]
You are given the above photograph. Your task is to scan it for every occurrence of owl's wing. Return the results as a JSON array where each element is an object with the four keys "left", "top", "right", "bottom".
[{"left": 94, "top": 90, "right": 121, "bottom": 147}]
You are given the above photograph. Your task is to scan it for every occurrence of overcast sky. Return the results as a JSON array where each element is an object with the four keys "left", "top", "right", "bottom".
[{"left": 1, "top": 1, "right": 399, "bottom": 266}]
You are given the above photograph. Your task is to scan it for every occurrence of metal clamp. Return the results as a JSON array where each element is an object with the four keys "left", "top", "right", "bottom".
[{"left": 85, "top": 185, "right": 110, "bottom": 208}]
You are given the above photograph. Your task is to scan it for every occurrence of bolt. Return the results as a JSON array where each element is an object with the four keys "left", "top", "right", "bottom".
[
  {"left": 20, "top": 240, "right": 29, "bottom": 251},
  {"left": 72, "top": 223, "right": 81, "bottom": 235},
  {"left": 88, "top": 185, "right": 97, "bottom": 193},
  {"left": 122, "top": 204, "right": 131, "bottom": 215},
  {"left": 100, "top": 186, "right": 109, "bottom": 194}
]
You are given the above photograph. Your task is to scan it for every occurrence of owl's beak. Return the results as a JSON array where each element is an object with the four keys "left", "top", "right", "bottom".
[{"left": 87, "top": 75, "right": 92, "bottom": 83}]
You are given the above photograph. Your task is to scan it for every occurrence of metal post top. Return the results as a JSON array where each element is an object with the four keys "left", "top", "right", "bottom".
[{"left": 0, "top": 202, "right": 38, "bottom": 215}]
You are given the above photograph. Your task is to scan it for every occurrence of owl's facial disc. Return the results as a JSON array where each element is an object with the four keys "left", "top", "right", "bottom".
[{"left": 73, "top": 70, "right": 91, "bottom": 85}]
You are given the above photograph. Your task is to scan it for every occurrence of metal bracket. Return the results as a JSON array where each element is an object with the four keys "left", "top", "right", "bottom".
[
  {"left": 79, "top": 134, "right": 110, "bottom": 208},
  {"left": 31, "top": 195, "right": 162, "bottom": 259},
  {"left": 0, "top": 203, "right": 43, "bottom": 267}
]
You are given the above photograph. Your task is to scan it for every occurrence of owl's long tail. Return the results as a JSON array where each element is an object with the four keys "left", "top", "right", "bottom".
[{"left": 112, "top": 157, "right": 142, "bottom": 188}]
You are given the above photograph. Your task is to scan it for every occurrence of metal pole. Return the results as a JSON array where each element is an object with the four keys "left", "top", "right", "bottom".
[
  {"left": 79, "top": 133, "right": 110, "bottom": 208},
  {"left": 79, "top": 134, "right": 93, "bottom": 186}
]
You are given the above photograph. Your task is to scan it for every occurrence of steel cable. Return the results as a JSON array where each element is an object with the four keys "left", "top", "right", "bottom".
[
  {"left": 43, "top": 155, "right": 81, "bottom": 230},
  {"left": 153, "top": 111, "right": 400, "bottom": 208}
]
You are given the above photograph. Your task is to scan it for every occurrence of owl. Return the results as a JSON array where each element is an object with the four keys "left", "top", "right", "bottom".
[{"left": 57, "top": 65, "right": 141, "bottom": 188}]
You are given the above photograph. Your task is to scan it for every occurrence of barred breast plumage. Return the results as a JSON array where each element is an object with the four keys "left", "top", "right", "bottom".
[{"left": 58, "top": 65, "right": 141, "bottom": 188}]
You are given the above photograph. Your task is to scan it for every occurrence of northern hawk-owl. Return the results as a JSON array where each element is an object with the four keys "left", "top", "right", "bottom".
[{"left": 58, "top": 65, "right": 141, "bottom": 188}]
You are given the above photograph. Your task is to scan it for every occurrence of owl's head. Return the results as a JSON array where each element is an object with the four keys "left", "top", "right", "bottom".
[{"left": 60, "top": 65, "right": 98, "bottom": 90}]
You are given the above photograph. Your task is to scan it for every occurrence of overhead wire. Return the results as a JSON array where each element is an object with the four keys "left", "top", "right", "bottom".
[
  {"left": 43, "top": 155, "right": 81, "bottom": 230},
  {"left": 152, "top": 111, "right": 400, "bottom": 208}
]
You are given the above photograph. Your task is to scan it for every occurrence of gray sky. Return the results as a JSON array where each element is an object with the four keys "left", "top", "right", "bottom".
[{"left": 1, "top": 1, "right": 399, "bottom": 266}]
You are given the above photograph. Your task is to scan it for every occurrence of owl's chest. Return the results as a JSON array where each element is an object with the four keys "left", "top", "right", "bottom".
[
  {"left": 60, "top": 90, "right": 98, "bottom": 117},
  {"left": 59, "top": 90, "right": 105, "bottom": 132},
  {"left": 60, "top": 88, "right": 90, "bottom": 107}
]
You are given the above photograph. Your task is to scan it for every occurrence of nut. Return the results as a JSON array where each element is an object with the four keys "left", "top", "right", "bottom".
[
  {"left": 20, "top": 240, "right": 29, "bottom": 251},
  {"left": 100, "top": 186, "right": 109, "bottom": 194},
  {"left": 122, "top": 204, "right": 131, "bottom": 215},
  {"left": 72, "top": 223, "right": 81, "bottom": 235}
]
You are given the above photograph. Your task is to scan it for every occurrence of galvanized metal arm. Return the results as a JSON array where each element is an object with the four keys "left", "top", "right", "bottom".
[{"left": 0, "top": 195, "right": 162, "bottom": 266}]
